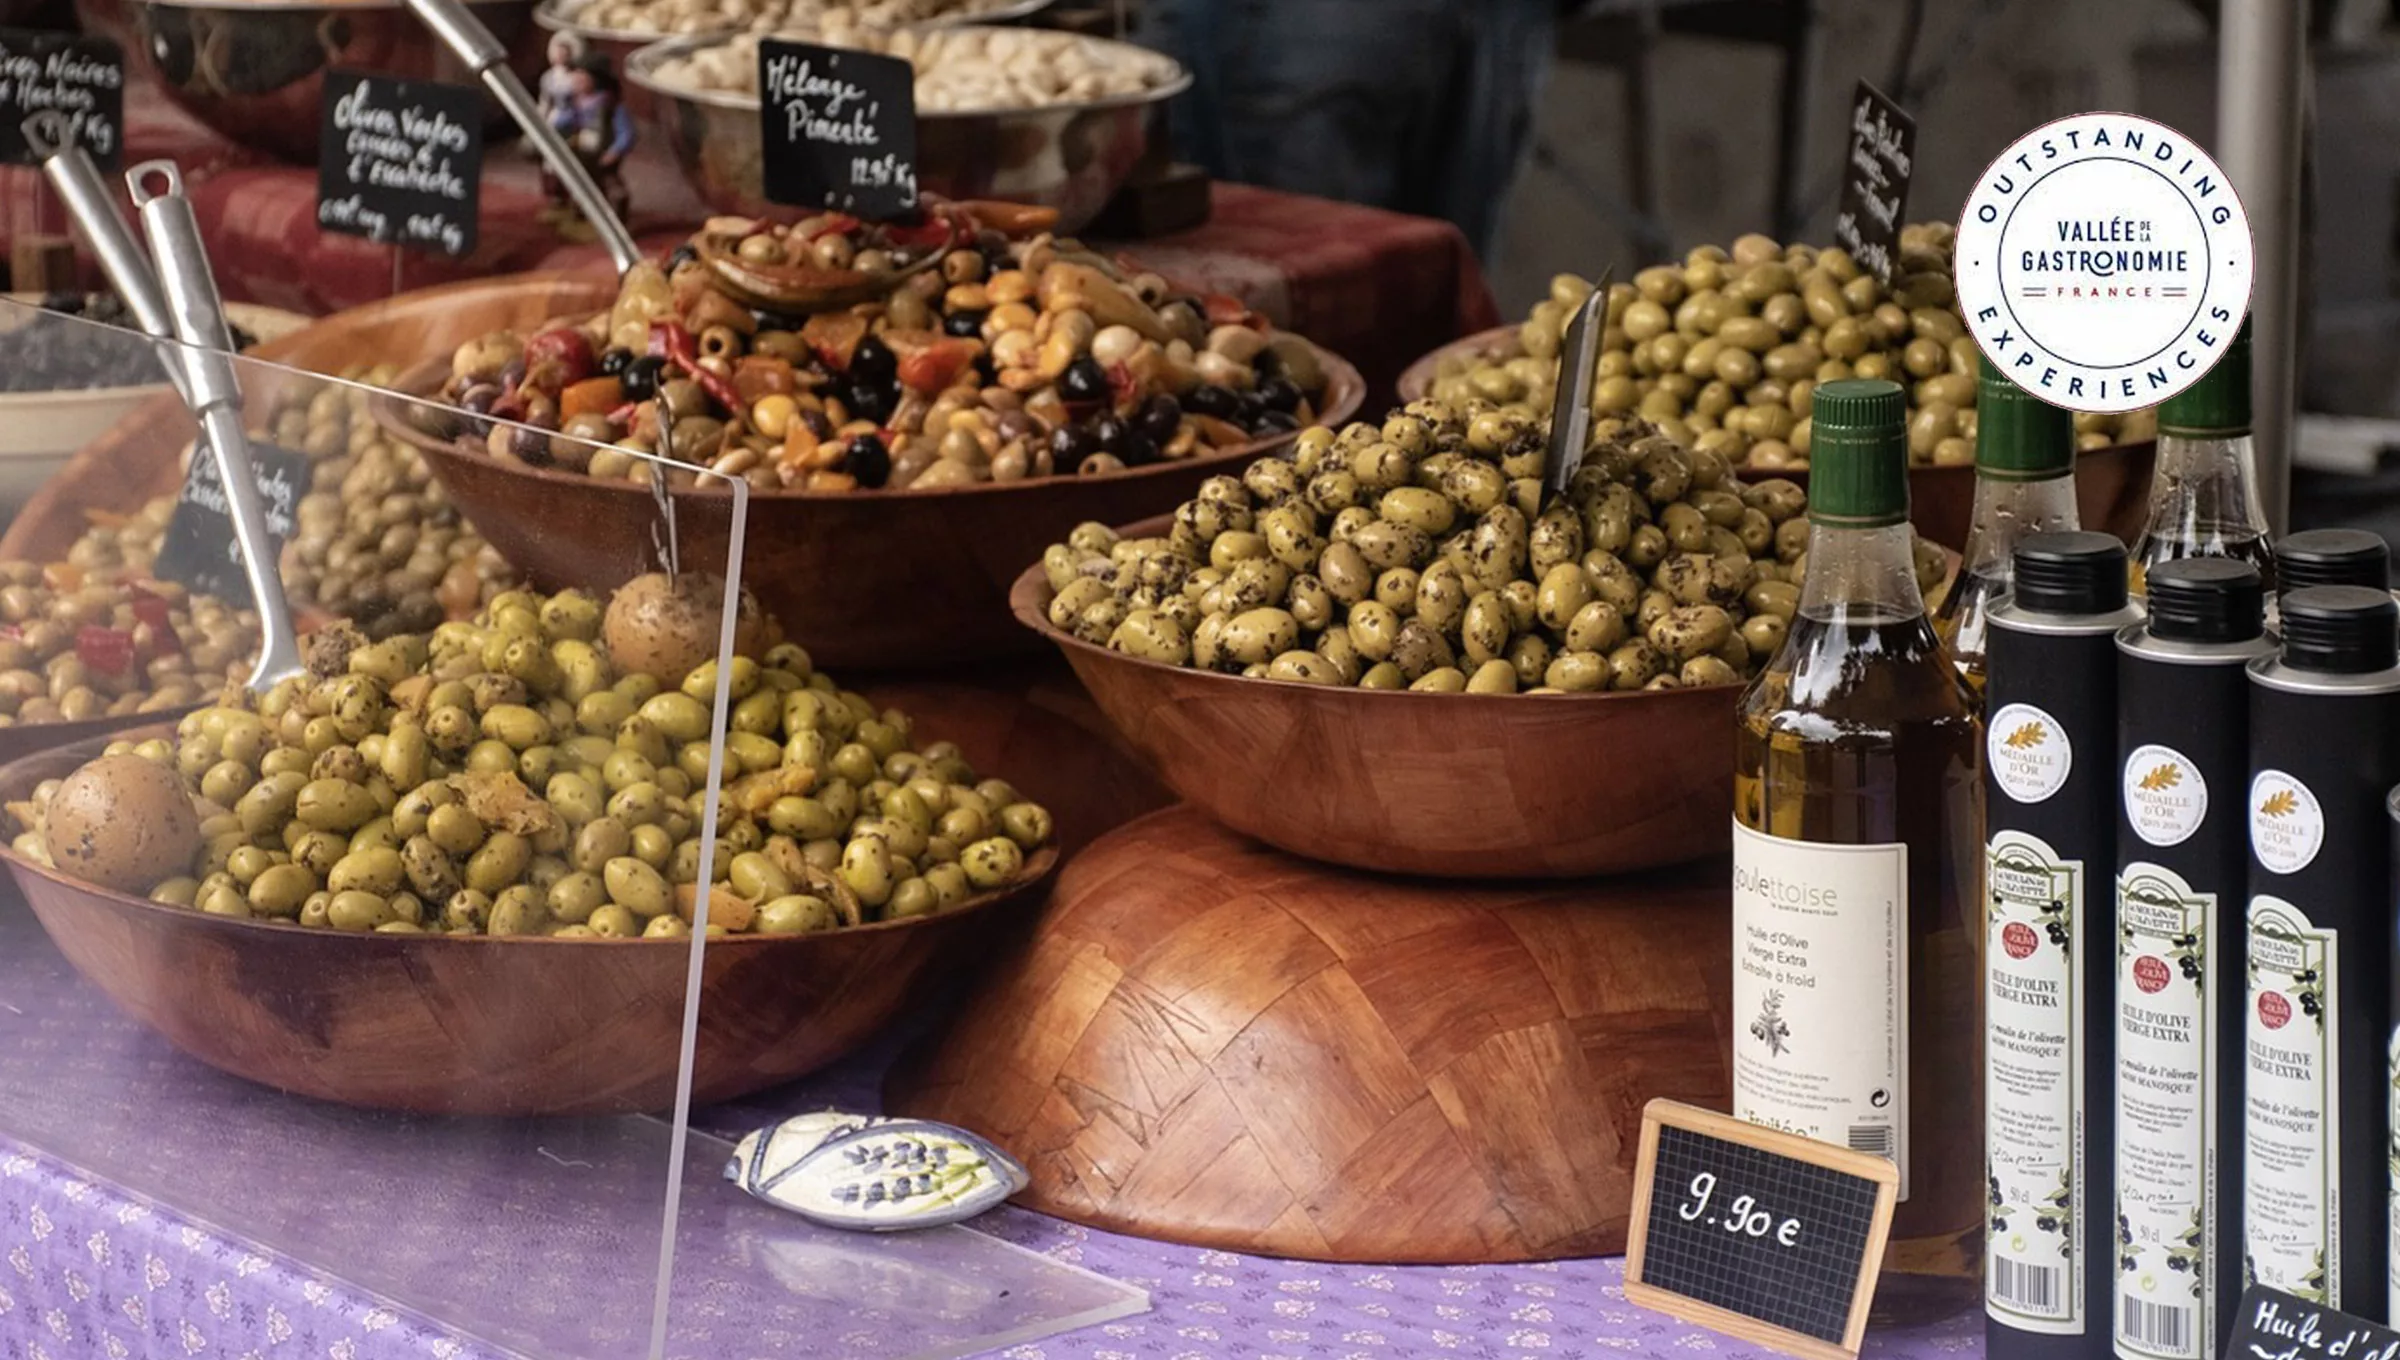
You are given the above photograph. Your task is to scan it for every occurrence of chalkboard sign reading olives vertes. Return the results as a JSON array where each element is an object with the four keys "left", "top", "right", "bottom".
[
  {"left": 0, "top": 30, "right": 123, "bottom": 171},
  {"left": 1833, "top": 80, "right": 1915, "bottom": 287},
  {"left": 1622, "top": 1100, "right": 1897, "bottom": 1360},
  {"left": 315, "top": 71, "right": 482, "bottom": 258},
  {"left": 154, "top": 438, "right": 308, "bottom": 606},
  {"left": 756, "top": 38, "right": 918, "bottom": 221}
]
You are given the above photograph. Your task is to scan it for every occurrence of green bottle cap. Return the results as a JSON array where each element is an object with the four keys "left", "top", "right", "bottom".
[
  {"left": 1808, "top": 379, "right": 1910, "bottom": 527},
  {"left": 2157, "top": 316, "right": 2252, "bottom": 437},
  {"left": 1975, "top": 356, "right": 2074, "bottom": 481}
]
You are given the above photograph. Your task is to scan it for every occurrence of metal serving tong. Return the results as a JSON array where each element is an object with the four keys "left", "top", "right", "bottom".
[
  {"left": 406, "top": 0, "right": 641, "bottom": 273},
  {"left": 1541, "top": 268, "right": 1614, "bottom": 504},
  {"left": 25, "top": 113, "right": 185, "bottom": 406},
  {"left": 125, "top": 160, "right": 306, "bottom": 693}
]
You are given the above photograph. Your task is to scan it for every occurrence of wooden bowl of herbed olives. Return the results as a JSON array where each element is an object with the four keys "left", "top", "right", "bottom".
[{"left": 0, "top": 728, "right": 1057, "bottom": 1117}]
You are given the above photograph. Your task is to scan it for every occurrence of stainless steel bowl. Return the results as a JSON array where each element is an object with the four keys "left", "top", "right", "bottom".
[
  {"left": 625, "top": 26, "right": 1189, "bottom": 231},
  {"left": 127, "top": 0, "right": 546, "bottom": 164}
]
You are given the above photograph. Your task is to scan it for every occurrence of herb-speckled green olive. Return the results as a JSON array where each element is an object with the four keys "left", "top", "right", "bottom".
[
  {"left": 759, "top": 894, "right": 839, "bottom": 934},
  {"left": 1358, "top": 661, "right": 1405, "bottom": 690},
  {"left": 1466, "top": 659, "right": 1518, "bottom": 693},
  {"left": 961, "top": 836, "right": 1024, "bottom": 889},
  {"left": 292, "top": 830, "right": 346, "bottom": 878},
  {"left": 1378, "top": 487, "right": 1455, "bottom": 536},
  {"left": 1047, "top": 577, "right": 1110, "bottom": 630},
  {"left": 1317, "top": 541, "right": 1374, "bottom": 605},
  {"left": 584, "top": 903, "right": 636, "bottom": 937},
  {"left": 1536, "top": 563, "right": 1592, "bottom": 631},
  {"left": 1349, "top": 520, "right": 1431, "bottom": 572},
  {"left": 1682, "top": 656, "right": 1742, "bottom": 687},
  {"left": 546, "top": 771, "right": 604, "bottom": 827},
  {"left": 1220, "top": 608, "right": 1299, "bottom": 665},
  {"left": 839, "top": 836, "right": 895, "bottom": 906},
  {"left": 296, "top": 778, "right": 378, "bottom": 832},
  {"left": 329, "top": 846, "right": 404, "bottom": 896},
  {"left": 328, "top": 890, "right": 391, "bottom": 933},
  {"left": 1563, "top": 600, "right": 1629, "bottom": 654},
  {"left": 1608, "top": 639, "right": 1668, "bottom": 690},
  {"left": 1741, "top": 614, "right": 1788, "bottom": 655},
  {"left": 998, "top": 801, "right": 1051, "bottom": 848},
  {"left": 466, "top": 831, "right": 531, "bottom": 895},
  {"left": 1544, "top": 650, "right": 1609, "bottom": 692},
  {"left": 1387, "top": 619, "right": 1454, "bottom": 681},
  {"left": 236, "top": 771, "right": 306, "bottom": 838},
  {"left": 402, "top": 835, "right": 461, "bottom": 901},
  {"left": 1346, "top": 600, "right": 1402, "bottom": 660},
  {"left": 151, "top": 876, "right": 201, "bottom": 907},
  {"left": 1460, "top": 592, "right": 1512, "bottom": 663},
  {"left": 638, "top": 692, "right": 710, "bottom": 745},
  {"left": 1109, "top": 609, "right": 1190, "bottom": 664},
  {"left": 1649, "top": 604, "right": 1734, "bottom": 659},
  {"left": 574, "top": 816, "right": 633, "bottom": 873},
  {"left": 1409, "top": 666, "right": 1467, "bottom": 692},
  {"left": 488, "top": 885, "right": 548, "bottom": 937},
  {"left": 887, "top": 877, "right": 939, "bottom": 919},
  {"left": 1373, "top": 567, "right": 1420, "bottom": 614},
  {"left": 443, "top": 889, "right": 491, "bottom": 932},
  {"left": 728, "top": 851, "right": 794, "bottom": 903},
  {"left": 425, "top": 802, "right": 484, "bottom": 856},
  {"left": 247, "top": 863, "right": 315, "bottom": 918},
  {"left": 603, "top": 856, "right": 671, "bottom": 917}
]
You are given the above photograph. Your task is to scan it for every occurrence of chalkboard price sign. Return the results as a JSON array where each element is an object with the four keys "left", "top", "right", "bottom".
[
  {"left": 756, "top": 38, "right": 918, "bottom": 220},
  {"left": 153, "top": 439, "right": 309, "bottom": 605},
  {"left": 1623, "top": 1100, "right": 1898, "bottom": 1360},
  {"left": 0, "top": 29, "right": 123, "bottom": 171},
  {"left": 1832, "top": 80, "right": 1916, "bottom": 287},
  {"left": 316, "top": 71, "right": 482, "bottom": 257},
  {"left": 2226, "top": 1286, "right": 2400, "bottom": 1360}
]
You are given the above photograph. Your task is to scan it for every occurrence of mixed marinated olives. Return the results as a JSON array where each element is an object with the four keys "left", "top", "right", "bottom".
[
  {"left": 0, "top": 564, "right": 256, "bottom": 725},
  {"left": 1427, "top": 224, "right": 2154, "bottom": 471},
  {"left": 1038, "top": 399, "right": 1946, "bottom": 693},
  {"left": 9, "top": 580, "right": 1054, "bottom": 937}
]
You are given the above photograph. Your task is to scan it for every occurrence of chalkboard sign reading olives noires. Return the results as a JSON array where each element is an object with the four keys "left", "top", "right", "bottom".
[
  {"left": 1622, "top": 1100, "right": 1898, "bottom": 1360},
  {"left": 315, "top": 71, "right": 482, "bottom": 258},
  {"left": 0, "top": 30, "right": 123, "bottom": 170},
  {"left": 1833, "top": 80, "right": 1916, "bottom": 287},
  {"left": 2225, "top": 1285, "right": 2400, "bottom": 1360},
  {"left": 154, "top": 438, "right": 308, "bottom": 605},
  {"left": 756, "top": 38, "right": 918, "bottom": 220}
]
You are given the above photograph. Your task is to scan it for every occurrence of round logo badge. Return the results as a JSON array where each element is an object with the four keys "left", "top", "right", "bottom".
[
  {"left": 2258, "top": 991, "right": 2292, "bottom": 1031},
  {"left": 2249, "top": 770, "right": 2325, "bottom": 875},
  {"left": 2132, "top": 955, "right": 2171, "bottom": 994},
  {"left": 2002, "top": 921, "right": 2038, "bottom": 960},
  {"left": 1987, "top": 702, "right": 2071, "bottom": 803},
  {"left": 1955, "top": 112, "right": 2252, "bottom": 414},
  {"left": 2123, "top": 743, "right": 2207, "bottom": 847}
]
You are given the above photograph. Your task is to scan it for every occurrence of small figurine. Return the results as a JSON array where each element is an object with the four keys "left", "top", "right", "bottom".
[
  {"left": 540, "top": 47, "right": 636, "bottom": 233},
  {"left": 537, "top": 30, "right": 584, "bottom": 126}
]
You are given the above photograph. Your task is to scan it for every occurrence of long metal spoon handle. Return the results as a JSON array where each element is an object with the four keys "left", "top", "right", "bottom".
[
  {"left": 27, "top": 114, "right": 191, "bottom": 405},
  {"left": 126, "top": 160, "right": 304, "bottom": 693},
  {"left": 405, "top": 0, "right": 641, "bottom": 273}
]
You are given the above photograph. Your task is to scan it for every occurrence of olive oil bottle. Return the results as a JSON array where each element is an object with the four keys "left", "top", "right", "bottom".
[
  {"left": 2130, "top": 320, "right": 2274, "bottom": 596},
  {"left": 1983, "top": 532, "right": 2140, "bottom": 1360},
  {"left": 1733, "top": 379, "right": 1984, "bottom": 1323},
  {"left": 2243, "top": 586, "right": 2400, "bottom": 1318},
  {"left": 2114, "top": 559, "right": 2271, "bottom": 1360},
  {"left": 1934, "top": 358, "right": 2080, "bottom": 695}
]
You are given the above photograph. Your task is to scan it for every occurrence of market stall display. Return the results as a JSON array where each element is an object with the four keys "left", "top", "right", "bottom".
[
  {"left": 628, "top": 28, "right": 1188, "bottom": 227},
  {"left": 541, "top": 0, "right": 1049, "bottom": 42}
]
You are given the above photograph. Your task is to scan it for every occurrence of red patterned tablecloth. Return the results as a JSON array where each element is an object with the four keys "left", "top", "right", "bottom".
[{"left": 1, "top": 78, "right": 1497, "bottom": 403}]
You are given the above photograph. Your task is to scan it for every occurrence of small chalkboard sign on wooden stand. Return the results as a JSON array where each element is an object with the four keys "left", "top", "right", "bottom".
[
  {"left": 1832, "top": 80, "right": 1915, "bottom": 287},
  {"left": 2224, "top": 1285, "right": 2400, "bottom": 1360},
  {"left": 153, "top": 439, "right": 309, "bottom": 605},
  {"left": 1622, "top": 1099, "right": 1898, "bottom": 1360},
  {"left": 0, "top": 28, "right": 123, "bottom": 170},
  {"left": 315, "top": 70, "right": 483, "bottom": 259},
  {"left": 755, "top": 37, "right": 917, "bottom": 220}
]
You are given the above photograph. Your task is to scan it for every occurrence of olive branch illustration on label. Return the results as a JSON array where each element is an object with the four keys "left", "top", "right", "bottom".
[
  {"left": 2004, "top": 721, "right": 2047, "bottom": 750},
  {"left": 2259, "top": 789, "right": 2298, "bottom": 817},
  {"left": 2138, "top": 761, "right": 2183, "bottom": 792}
]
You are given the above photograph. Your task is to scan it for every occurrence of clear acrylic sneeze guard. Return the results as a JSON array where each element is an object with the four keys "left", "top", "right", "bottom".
[{"left": 0, "top": 300, "right": 1144, "bottom": 1358}]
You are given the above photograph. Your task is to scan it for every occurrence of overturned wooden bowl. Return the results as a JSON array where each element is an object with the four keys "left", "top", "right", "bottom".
[
  {"left": 1011, "top": 520, "right": 1736, "bottom": 880},
  {"left": 1398, "top": 323, "right": 2158, "bottom": 550},
  {"left": 381, "top": 345, "right": 1363, "bottom": 674},
  {"left": 0, "top": 728, "right": 1057, "bottom": 1117}
]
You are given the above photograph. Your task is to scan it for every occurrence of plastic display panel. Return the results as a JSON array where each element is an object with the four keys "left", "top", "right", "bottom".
[{"left": 0, "top": 299, "right": 1146, "bottom": 1358}]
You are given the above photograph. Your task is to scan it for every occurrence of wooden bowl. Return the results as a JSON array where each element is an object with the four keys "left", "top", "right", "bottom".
[
  {"left": 0, "top": 728, "right": 1058, "bottom": 1116},
  {"left": 1398, "top": 324, "right": 2160, "bottom": 550},
  {"left": 380, "top": 346, "right": 1365, "bottom": 674},
  {"left": 0, "top": 273, "right": 618, "bottom": 567},
  {"left": 1010, "top": 518, "right": 1735, "bottom": 879}
]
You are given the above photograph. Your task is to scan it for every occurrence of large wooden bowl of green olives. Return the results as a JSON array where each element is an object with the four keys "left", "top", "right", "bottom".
[
  {"left": 0, "top": 577, "right": 1061, "bottom": 1116},
  {"left": 1013, "top": 400, "right": 1952, "bottom": 879},
  {"left": 1398, "top": 227, "right": 2159, "bottom": 549}
]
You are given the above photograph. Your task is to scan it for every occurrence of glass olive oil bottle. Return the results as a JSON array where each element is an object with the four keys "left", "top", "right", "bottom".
[
  {"left": 1733, "top": 379, "right": 1984, "bottom": 1323},
  {"left": 2130, "top": 319, "right": 2274, "bottom": 596},
  {"left": 1934, "top": 358, "right": 2080, "bottom": 695}
]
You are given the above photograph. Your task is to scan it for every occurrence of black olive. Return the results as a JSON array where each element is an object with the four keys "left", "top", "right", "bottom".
[
  {"left": 848, "top": 383, "right": 896, "bottom": 425},
  {"left": 1060, "top": 357, "right": 1110, "bottom": 404},
  {"left": 1185, "top": 384, "right": 1239, "bottom": 419},
  {"left": 843, "top": 434, "right": 892, "bottom": 488},
  {"left": 598, "top": 347, "right": 634, "bottom": 377},
  {"left": 510, "top": 425, "right": 553, "bottom": 466},
  {"left": 972, "top": 351, "right": 998, "bottom": 386},
  {"left": 665, "top": 243, "right": 699, "bottom": 273},
  {"left": 1161, "top": 297, "right": 1206, "bottom": 337},
  {"left": 943, "top": 309, "right": 987, "bottom": 338},
  {"left": 1091, "top": 414, "right": 1130, "bottom": 452},
  {"left": 1256, "top": 377, "right": 1302, "bottom": 413},
  {"left": 1049, "top": 424, "right": 1096, "bottom": 464},
  {"left": 620, "top": 355, "right": 666, "bottom": 401},
  {"left": 1118, "top": 430, "right": 1160, "bottom": 467},
  {"left": 1252, "top": 409, "right": 1302, "bottom": 434},
  {"left": 1135, "top": 394, "right": 1182, "bottom": 444},
  {"left": 1252, "top": 346, "right": 1287, "bottom": 381},
  {"left": 752, "top": 307, "right": 805, "bottom": 332},
  {"left": 850, "top": 333, "right": 898, "bottom": 387},
  {"left": 498, "top": 357, "right": 527, "bottom": 392}
]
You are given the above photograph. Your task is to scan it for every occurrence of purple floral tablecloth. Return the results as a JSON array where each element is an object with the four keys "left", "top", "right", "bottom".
[{"left": 0, "top": 901, "right": 1983, "bottom": 1360}]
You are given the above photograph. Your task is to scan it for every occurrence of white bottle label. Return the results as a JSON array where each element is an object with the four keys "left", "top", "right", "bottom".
[
  {"left": 2244, "top": 895, "right": 2338, "bottom": 1306},
  {"left": 1989, "top": 703, "right": 2073, "bottom": 804},
  {"left": 2249, "top": 771, "right": 2326, "bottom": 876},
  {"left": 1984, "top": 829, "right": 2082, "bottom": 1331},
  {"left": 2115, "top": 863, "right": 2217, "bottom": 1360},
  {"left": 2124, "top": 744, "right": 2208, "bottom": 848},
  {"left": 1731, "top": 821, "right": 1909, "bottom": 1199}
]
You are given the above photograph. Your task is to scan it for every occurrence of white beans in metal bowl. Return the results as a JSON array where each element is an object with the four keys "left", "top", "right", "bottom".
[{"left": 643, "top": 24, "right": 1182, "bottom": 112}]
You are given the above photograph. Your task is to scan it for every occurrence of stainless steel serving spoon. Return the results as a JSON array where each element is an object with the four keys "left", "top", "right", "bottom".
[{"left": 1541, "top": 267, "right": 1613, "bottom": 504}]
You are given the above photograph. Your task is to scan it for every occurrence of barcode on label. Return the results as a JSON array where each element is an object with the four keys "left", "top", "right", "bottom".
[
  {"left": 2120, "top": 1294, "right": 2192, "bottom": 1354},
  {"left": 1846, "top": 1124, "right": 1895, "bottom": 1158},
  {"left": 1992, "top": 1257, "right": 2060, "bottom": 1312}
]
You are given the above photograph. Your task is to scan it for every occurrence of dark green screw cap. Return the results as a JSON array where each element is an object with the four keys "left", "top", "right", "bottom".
[
  {"left": 1808, "top": 379, "right": 1909, "bottom": 527},
  {"left": 1975, "top": 356, "right": 2074, "bottom": 481},
  {"left": 2158, "top": 316, "right": 2252, "bottom": 437}
]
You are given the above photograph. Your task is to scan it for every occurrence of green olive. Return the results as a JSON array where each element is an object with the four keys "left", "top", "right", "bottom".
[{"left": 603, "top": 856, "right": 672, "bottom": 918}]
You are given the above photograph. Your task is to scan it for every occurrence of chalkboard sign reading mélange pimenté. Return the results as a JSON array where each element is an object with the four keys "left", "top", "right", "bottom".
[
  {"left": 0, "top": 29, "right": 123, "bottom": 170},
  {"left": 756, "top": 37, "right": 918, "bottom": 220},
  {"left": 316, "top": 71, "right": 482, "bottom": 258},
  {"left": 1623, "top": 1100, "right": 1898, "bottom": 1360}
]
